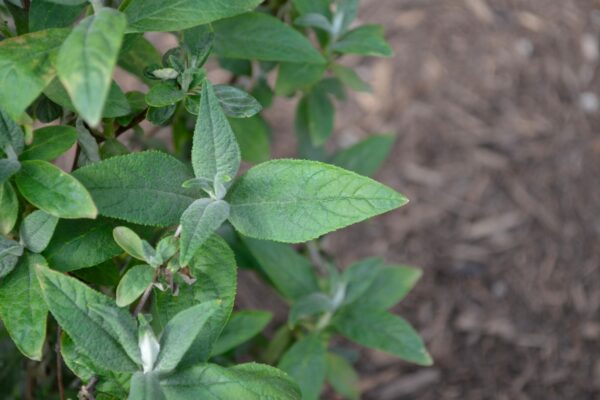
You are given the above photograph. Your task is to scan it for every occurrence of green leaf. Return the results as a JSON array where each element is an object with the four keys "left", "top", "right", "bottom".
[
  {"left": 73, "top": 260, "right": 120, "bottom": 287},
  {"left": 211, "top": 311, "right": 272, "bottom": 356},
  {"left": 304, "top": 88, "right": 335, "bottom": 146},
  {"left": 326, "top": 352, "right": 359, "bottom": 400},
  {"left": 100, "top": 138, "right": 130, "bottom": 159},
  {"left": 152, "top": 235, "right": 236, "bottom": 364},
  {"left": 123, "top": 0, "right": 262, "bottom": 33},
  {"left": 229, "top": 115, "right": 270, "bottom": 164},
  {"left": 160, "top": 362, "right": 301, "bottom": 399},
  {"left": 75, "top": 119, "right": 101, "bottom": 167},
  {"left": 182, "top": 24, "right": 214, "bottom": 65},
  {"left": 88, "top": 302, "right": 146, "bottom": 367},
  {"left": 118, "top": 35, "right": 162, "bottom": 85},
  {"left": 251, "top": 77, "right": 274, "bottom": 108},
  {"left": 333, "top": 25, "right": 393, "bottom": 57},
  {"left": 146, "top": 105, "right": 176, "bottom": 126},
  {"left": 180, "top": 199, "right": 230, "bottom": 267},
  {"left": 156, "top": 235, "right": 177, "bottom": 263},
  {"left": 218, "top": 57, "right": 252, "bottom": 76},
  {"left": 56, "top": 8, "right": 127, "bottom": 126},
  {"left": 330, "top": 134, "right": 394, "bottom": 177},
  {"left": 337, "top": 0, "right": 359, "bottom": 34},
  {"left": 293, "top": 0, "right": 330, "bottom": 15},
  {"left": 227, "top": 160, "right": 408, "bottom": 242},
  {"left": 331, "top": 64, "right": 371, "bottom": 92},
  {"left": 116, "top": 264, "right": 154, "bottom": 307},
  {"left": 113, "top": 226, "right": 147, "bottom": 261},
  {"left": 0, "top": 159, "right": 21, "bottom": 185},
  {"left": 263, "top": 325, "right": 292, "bottom": 365},
  {"left": 241, "top": 236, "right": 318, "bottom": 301},
  {"left": 354, "top": 265, "right": 422, "bottom": 310},
  {"left": 34, "top": 95, "right": 63, "bottom": 123},
  {"left": 294, "top": 97, "right": 328, "bottom": 161},
  {"left": 213, "top": 12, "right": 326, "bottom": 64},
  {"left": 213, "top": 85, "right": 262, "bottom": 118},
  {"left": 29, "top": 0, "right": 85, "bottom": 32},
  {"left": 15, "top": 160, "right": 98, "bottom": 219},
  {"left": 278, "top": 333, "right": 327, "bottom": 400},
  {"left": 154, "top": 301, "right": 220, "bottom": 374},
  {"left": 333, "top": 308, "right": 432, "bottom": 366},
  {"left": 45, "top": 0, "right": 88, "bottom": 4},
  {"left": 0, "top": 253, "right": 48, "bottom": 360},
  {"left": 43, "top": 218, "right": 140, "bottom": 272},
  {"left": 318, "top": 77, "right": 347, "bottom": 101},
  {"left": 0, "top": 182, "right": 19, "bottom": 235},
  {"left": 60, "top": 333, "right": 96, "bottom": 382},
  {"left": 129, "top": 372, "right": 165, "bottom": 400},
  {"left": 73, "top": 151, "right": 198, "bottom": 226},
  {"left": 19, "top": 126, "right": 78, "bottom": 161},
  {"left": 288, "top": 293, "right": 334, "bottom": 327},
  {"left": 138, "top": 314, "right": 160, "bottom": 374},
  {"left": 275, "top": 63, "right": 326, "bottom": 97},
  {"left": 45, "top": 79, "right": 132, "bottom": 119},
  {"left": 192, "top": 80, "right": 240, "bottom": 182},
  {"left": 294, "top": 13, "right": 333, "bottom": 33},
  {"left": 35, "top": 264, "right": 142, "bottom": 371},
  {"left": 0, "top": 108, "right": 24, "bottom": 155},
  {"left": 145, "top": 82, "right": 185, "bottom": 108},
  {"left": 20, "top": 210, "right": 59, "bottom": 253},
  {"left": 342, "top": 257, "right": 383, "bottom": 305},
  {"left": 0, "top": 236, "right": 24, "bottom": 278},
  {"left": 0, "top": 28, "right": 69, "bottom": 119}
]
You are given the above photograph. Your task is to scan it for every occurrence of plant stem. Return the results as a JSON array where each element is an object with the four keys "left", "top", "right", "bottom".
[
  {"left": 307, "top": 240, "right": 328, "bottom": 275},
  {"left": 25, "top": 361, "right": 34, "bottom": 400},
  {"left": 133, "top": 283, "right": 154, "bottom": 317},
  {"left": 315, "top": 311, "right": 333, "bottom": 331},
  {"left": 133, "top": 265, "right": 163, "bottom": 316},
  {"left": 79, "top": 376, "right": 98, "bottom": 400},
  {"left": 56, "top": 326, "right": 65, "bottom": 400},
  {"left": 71, "top": 143, "right": 81, "bottom": 172},
  {"left": 114, "top": 111, "right": 147, "bottom": 136},
  {"left": 90, "top": 0, "right": 103, "bottom": 13}
]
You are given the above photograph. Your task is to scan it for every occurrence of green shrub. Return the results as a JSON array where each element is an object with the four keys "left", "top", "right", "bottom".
[{"left": 0, "top": 0, "right": 431, "bottom": 399}]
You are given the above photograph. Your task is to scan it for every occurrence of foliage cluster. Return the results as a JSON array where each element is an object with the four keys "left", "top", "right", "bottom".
[{"left": 0, "top": 0, "right": 431, "bottom": 398}]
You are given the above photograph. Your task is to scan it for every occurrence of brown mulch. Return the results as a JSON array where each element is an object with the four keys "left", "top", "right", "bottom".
[{"left": 262, "top": 0, "right": 600, "bottom": 398}]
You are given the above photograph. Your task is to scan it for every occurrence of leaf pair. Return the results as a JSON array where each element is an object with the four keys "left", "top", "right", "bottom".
[
  {"left": 176, "top": 79, "right": 241, "bottom": 266},
  {"left": 330, "top": 259, "right": 432, "bottom": 366},
  {"left": 241, "top": 238, "right": 432, "bottom": 398},
  {"left": 152, "top": 235, "right": 237, "bottom": 365},
  {"left": 74, "top": 152, "right": 407, "bottom": 244},
  {"left": 35, "top": 262, "right": 220, "bottom": 374},
  {"left": 34, "top": 236, "right": 298, "bottom": 398}
]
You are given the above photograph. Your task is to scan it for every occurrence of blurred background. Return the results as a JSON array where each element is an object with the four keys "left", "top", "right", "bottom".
[{"left": 249, "top": 0, "right": 600, "bottom": 398}]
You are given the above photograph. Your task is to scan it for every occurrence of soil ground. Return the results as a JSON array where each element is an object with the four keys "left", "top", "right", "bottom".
[{"left": 260, "top": 0, "right": 600, "bottom": 398}]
